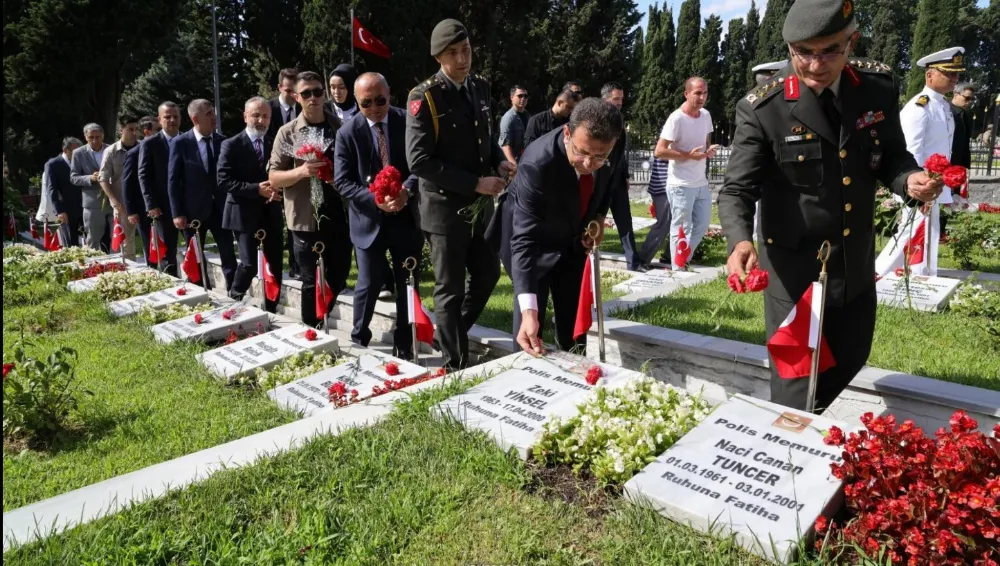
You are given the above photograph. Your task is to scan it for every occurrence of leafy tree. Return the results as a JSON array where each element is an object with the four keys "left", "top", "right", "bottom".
[
  {"left": 743, "top": 0, "right": 762, "bottom": 89},
  {"left": 721, "top": 17, "right": 747, "bottom": 140},
  {"left": 674, "top": 0, "right": 701, "bottom": 91},
  {"left": 907, "top": 0, "right": 960, "bottom": 97},
  {"left": 692, "top": 14, "right": 723, "bottom": 134},
  {"left": 636, "top": 5, "right": 677, "bottom": 134},
  {"left": 755, "top": 0, "right": 793, "bottom": 65}
]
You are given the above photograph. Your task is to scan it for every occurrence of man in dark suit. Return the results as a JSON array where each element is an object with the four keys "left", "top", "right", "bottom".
[
  {"left": 601, "top": 82, "right": 642, "bottom": 271},
  {"left": 167, "top": 99, "right": 236, "bottom": 290},
  {"left": 124, "top": 116, "right": 161, "bottom": 265},
  {"left": 718, "top": 0, "right": 941, "bottom": 412},
  {"left": 139, "top": 101, "right": 182, "bottom": 276},
  {"left": 523, "top": 89, "right": 580, "bottom": 149},
  {"left": 220, "top": 97, "right": 284, "bottom": 312},
  {"left": 335, "top": 72, "right": 424, "bottom": 358},
  {"left": 406, "top": 19, "right": 515, "bottom": 369},
  {"left": 498, "top": 98, "right": 622, "bottom": 354},
  {"left": 44, "top": 137, "right": 83, "bottom": 247},
  {"left": 268, "top": 68, "right": 302, "bottom": 280}
]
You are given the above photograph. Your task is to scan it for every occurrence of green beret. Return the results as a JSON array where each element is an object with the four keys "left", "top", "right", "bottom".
[
  {"left": 430, "top": 19, "right": 468, "bottom": 56},
  {"left": 782, "top": 0, "right": 856, "bottom": 44}
]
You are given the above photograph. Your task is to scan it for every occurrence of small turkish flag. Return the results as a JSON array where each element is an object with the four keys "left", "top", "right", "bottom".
[
  {"left": 44, "top": 223, "right": 61, "bottom": 251},
  {"left": 352, "top": 17, "right": 391, "bottom": 59},
  {"left": 111, "top": 217, "right": 126, "bottom": 252},
  {"left": 315, "top": 266, "right": 334, "bottom": 320},
  {"left": 674, "top": 224, "right": 691, "bottom": 269},
  {"left": 766, "top": 282, "right": 836, "bottom": 379},
  {"left": 149, "top": 225, "right": 168, "bottom": 264},
  {"left": 261, "top": 252, "right": 280, "bottom": 302},
  {"left": 407, "top": 284, "right": 435, "bottom": 345},
  {"left": 903, "top": 218, "right": 926, "bottom": 268},
  {"left": 30, "top": 217, "right": 39, "bottom": 239},
  {"left": 573, "top": 254, "right": 596, "bottom": 340},
  {"left": 7, "top": 213, "right": 16, "bottom": 239},
  {"left": 182, "top": 239, "right": 201, "bottom": 283}
]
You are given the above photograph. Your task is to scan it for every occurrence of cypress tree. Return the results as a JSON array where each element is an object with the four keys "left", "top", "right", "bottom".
[
  {"left": 692, "top": 14, "right": 723, "bottom": 130},
  {"left": 907, "top": 0, "right": 960, "bottom": 97},
  {"left": 722, "top": 17, "right": 747, "bottom": 139},
  {"left": 755, "top": 0, "right": 793, "bottom": 65},
  {"left": 743, "top": 0, "right": 762, "bottom": 89}
]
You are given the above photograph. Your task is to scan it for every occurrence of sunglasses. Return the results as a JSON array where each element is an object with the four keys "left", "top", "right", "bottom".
[
  {"left": 515, "top": 94, "right": 528, "bottom": 99},
  {"left": 298, "top": 87, "right": 325, "bottom": 100},
  {"left": 359, "top": 96, "right": 388, "bottom": 109}
]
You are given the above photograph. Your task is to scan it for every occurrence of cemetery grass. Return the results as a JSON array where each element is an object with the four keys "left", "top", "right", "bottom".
[
  {"left": 2, "top": 282, "right": 298, "bottom": 511},
  {"left": 614, "top": 277, "right": 1000, "bottom": 391},
  {"left": 8, "top": 382, "right": 836, "bottom": 566}
]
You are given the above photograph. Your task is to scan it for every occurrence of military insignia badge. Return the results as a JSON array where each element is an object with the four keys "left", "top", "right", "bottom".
[
  {"left": 856, "top": 110, "right": 886, "bottom": 130},
  {"left": 746, "top": 93, "right": 758, "bottom": 103},
  {"left": 409, "top": 100, "right": 422, "bottom": 116},
  {"left": 784, "top": 75, "right": 799, "bottom": 100},
  {"left": 843, "top": 0, "right": 853, "bottom": 18},
  {"left": 791, "top": 126, "right": 805, "bottom": 134},
  {"left": 915, "top": 95, "right": 929, "bottom": 107}
]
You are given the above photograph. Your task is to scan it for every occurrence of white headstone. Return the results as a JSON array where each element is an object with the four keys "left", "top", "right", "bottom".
[
  {"left": 267, "top": 352, "right": 427, "bottom": 417},
  {"left": 612, "top": 269, "right": 698, "bottom": 294},
  {"left": 151, "top": 304, "right": 270, "bottom": 344},
  {"left": 108, "top": 285, "right": 211, "bottom": 317},
  {"left": 434, "top": 352, "right": 630, "bottom": 460},
  {"left": 623, "top": 395, "right": 846, "bottom": 564},
  {"left": 198, "top": 324, "right": 340, "bottom": 382},
  {"left": 605, "top": 217, "right": 656, "bottom": 231},
  {"left": 66, "top": 267, "right": 161, "bottom": 293},
  {"left": 876, "top": 273, "right": 962, "bottom": 312}
]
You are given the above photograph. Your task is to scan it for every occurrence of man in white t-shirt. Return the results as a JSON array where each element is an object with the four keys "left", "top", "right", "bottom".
[{"left": 653, "top": 76, "right": 718, "bottom": 267}]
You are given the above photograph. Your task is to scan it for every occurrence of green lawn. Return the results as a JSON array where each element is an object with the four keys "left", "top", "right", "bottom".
[
  {"left": 6, "top": 381, "right": 836, "bottom": 566},
  {"left": 2, "top": 283, "right": 298, "bottom": 511},
  {"left": 613, "top": 276, "right": 1000, "bottom": 390}
]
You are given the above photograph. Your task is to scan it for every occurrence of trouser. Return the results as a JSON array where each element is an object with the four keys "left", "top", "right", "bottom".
[
  {"left": 57, "top": 214, "right": 83, "bottom": 248},
  {"left": 666, "top": 184, "right": 712, "bottom": 266},
  {"left": 83, "top": 209, "right": 113, "bottom": 251},
  {"left": 113, "top": 210, "right": 138, "bottom": 261},
  {"left": 765, "top": 287, "right": 877, "bottom": 413},
  {"left": 609, "top": 186, "right": 640, "bottom": 269},
  {"left": 285, "top": 226, "right": 300, "bottom": 276},
  {"left": 352, "top": 220, "right": 423, "bottom": 354},
  {"left": 136, "top": 214, "right": 153, "bottom": 265},
  {"left": 511, "top": 250, "right": 587, "bottom": 354},
  {"left": 231, "top": 227, "right": 283, "bottom": 313},
  {"left": 638, "top": 192, "right": 672, "bottom": 264},
  {"left": 291, "top": 217, "right": 351, "bottom": 328},
  {"left": 184, "top": 214, "right": 237, "bottom": 291},
  {"left": 151, "top": 219, "right": 180, "bottom": 277},
  {"left": 426, "top": 226, "right": 501, "bottom": 370}
]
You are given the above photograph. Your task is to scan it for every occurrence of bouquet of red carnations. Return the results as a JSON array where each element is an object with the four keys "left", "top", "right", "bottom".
[
  {"left": 279, "top": 129, "right": 335, "bottom": 224},
  {"left": 368, "top": 165, "right": 403, "bottom": 205}
]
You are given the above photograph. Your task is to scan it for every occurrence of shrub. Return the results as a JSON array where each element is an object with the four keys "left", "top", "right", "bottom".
[
  {"left": 3, "top": 339, "right": 89, "bottom": 444},
  {"left": 93, "top": 270, "right": 173, "bottom": 301},
  {"left": 947, "top": 214, "right": 1000, "bottom": 270}
]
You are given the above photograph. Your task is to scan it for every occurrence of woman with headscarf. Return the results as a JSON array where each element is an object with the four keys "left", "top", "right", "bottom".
[{"left": 327, "top": 64, "right": 359, "bottom": 121}]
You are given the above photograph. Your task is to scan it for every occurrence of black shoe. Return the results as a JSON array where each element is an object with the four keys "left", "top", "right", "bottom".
[
  {"left": 287, "top": 269, "right": 301, "bottom": 281},
  {"left": 634, "top": 263, "right": 651, "bottom": 273},
  {"left": 393, "top": 347, "right": 415, "bottom": 361}
]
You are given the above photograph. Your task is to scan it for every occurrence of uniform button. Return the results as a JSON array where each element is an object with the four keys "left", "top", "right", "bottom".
[
  {"left": 478, "top": 138, "right": 482, "bottom": 144},
  {"left": 439, "top": 189, "right": 444, "bottom": 194},
  {"left": 453, "top": 124, "right": 457, "bottom": 128},
  {"left": 766, "top": 238, "right": 773, "bottom": 244},
  {"left": 839, "top": 149, "right": 847, "bottom": 159},
  {"left": 844, "top": 202, "right": 853, "bottom": 212},
  {"left": 843, "top": 228, "right": 851, "bottom": 237},
  {"left": 797, "top": 155, "right": 804, "bottom": 162},
  {"left": 475, "top": 121, "right": 479, "bottom": 126},
  {"left": 842, "top": 176, "right": 851, "bottom": 186}
]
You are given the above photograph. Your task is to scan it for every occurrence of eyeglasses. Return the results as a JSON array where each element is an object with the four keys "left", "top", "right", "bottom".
[
  {"left": 788, "top": 41, "right": 851, "bottom": 64},
  {"left": 515, "top": 94, "right": 528, "bottom": 99},
  {"left": 570, "top": 91, "right": 583, "bottom": 100},
  {"left": 566, "top": 136, "right": 610, "bottom": 165},
  {"left": 359, "top": 96, "right": 388, "bottom": 109},
  {"left": 298, "top": 87, "right": 325, "bottom": 100}
]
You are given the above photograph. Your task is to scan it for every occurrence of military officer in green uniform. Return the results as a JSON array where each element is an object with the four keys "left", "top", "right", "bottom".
[
  {"left": 718, "top": 0, "right": 944, "bottom": 412},
  {"left": 406, "top": 19, "right": 515, "bottom": 370}
]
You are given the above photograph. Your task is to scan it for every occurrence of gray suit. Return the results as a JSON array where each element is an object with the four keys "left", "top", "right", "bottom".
[{"left": 71, "top": 144, "right": 112, "bottom": 249}]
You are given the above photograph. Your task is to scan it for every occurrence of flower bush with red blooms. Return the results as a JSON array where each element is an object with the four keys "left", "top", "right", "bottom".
[
  {"left": 295, "top": 144, "right": 333, "bottom": 183},
  {"left": 980, "top": 203, "right": 1000, "bottom": 214},
  {"left": 384, "top": 362, "right": 400, "bottom": 376},
  {"left": 728, "top": 266, "right": 769, "bottom": 293},
  {"left": 368, "top": 165, "right": 403, "bottom": 205},
  {"left": 585, "top": 365, "right": 603, "bottom": 386},
  {"left": 78, "top": 261, "right": 126, "bottom": 280},
  {"left": 304, "top": 329, "right": 318, "bottom": 341},
  {"left": 816, "top": 410, "right": 1000, "bottom": 566}
]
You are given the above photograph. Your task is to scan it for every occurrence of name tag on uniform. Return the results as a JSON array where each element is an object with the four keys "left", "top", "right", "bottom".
[
  {"left": 856, "top": 110, "right": 885, "bottom": 130},
  {"left": 870, "top": 148, "right": 883, "bottom": 170},
  {"left": 784, "top": 133, "right": 817, "bottom": 143}
]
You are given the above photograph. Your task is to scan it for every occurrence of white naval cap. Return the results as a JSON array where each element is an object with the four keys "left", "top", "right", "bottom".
[
  {"left": 751, "top": 60, "right": 789, "bottom": 73},
  {"left": 916, "top": 47, "right": 966, "bottom": 72}
]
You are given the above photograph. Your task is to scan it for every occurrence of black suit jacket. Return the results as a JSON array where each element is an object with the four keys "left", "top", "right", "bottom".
[
  {"left": 266, "top": 98, "right": 301, "bottom": 142},
  {"left": 334, "top": 107, "right": 419, "bottom": 249},
  {"left": 122, "top": 145, "right": 145, "bottom": 216},
  {"left": 219, "top": 131, "right": 281, "bottom": 234},
  {"left": 950, "top": 103, "right": 973, "bottom": 168},
  {"left": 138, "top": 131, "right": 174, "bottom": 217},
  {"left": 497, "top": 127, "right": 614, "bottom": 297},
  {"left": 167, "top": 129, "right": 226, "bottom": 222},
  {"left": 44, "top": 156, "right": 79, "bottom": 217}
]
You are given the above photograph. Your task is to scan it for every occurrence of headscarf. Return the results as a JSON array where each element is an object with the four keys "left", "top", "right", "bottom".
[{"left": 330, "top": 63, "right": 358, "bottom": 111}]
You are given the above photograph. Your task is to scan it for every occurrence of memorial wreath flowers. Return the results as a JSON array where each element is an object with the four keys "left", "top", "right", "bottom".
[
  {"left": 93, "top": 270, "right": 173, "bottom": 301},
  {"left": 535, "top": 377, "right": 711, "bottom": 486},
  {"left": 980, "top": 203, "right": 1000, "bottom": 214},
  {"left": 278, "top": 129, "right": 335, "bottom": 226},
  {"left": 585, "top": 365, "right": 602, "bottom": 386},
  {"left": 815, "top": 411, "right": 1000, "bottom": 566},
  {"left": 176, "top": 288, "right": 187, "bottom": 296},
  {"left": 193, "top": 313, "right": 204, "bottom": 325},
  {"left": 254, "top": 351, "right": 339, "bottom": 390},
  {"left": 77, "top": 261, "right": 126, "bottom": 280},
  {"left": 137, "top": 302, "right": 211, "bottom": 325}
]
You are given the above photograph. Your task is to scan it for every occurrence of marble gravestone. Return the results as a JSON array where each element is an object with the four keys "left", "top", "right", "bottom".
[
  {"left": 108, "top": 285, "right": 211, "bottom": 317},
  {"left": 267, "top": 352, "right": 427, "bottom": 417},
  {"left": 606, "top": 216, "right": 656, "bottom": 231},
  {"left": 151, "top": 304, "right": 270, "bottom": 344},
  {"left": 66, "top": 267, "right": 162, "bottom": 293},
  {"left": 612, "top": 269, "right": 699, "bottom": 294},
  {"left": 624, "top": 395, "right": 847, "bottom": 564},
  {"left": 434, "top": 351, "right": 631, "bottom": 460},
  {"left": 876, "top": 273, "right": 962, "bottom": 312},
  {"left": 199, "top": 324, "right": 340, "bottom": 383}
]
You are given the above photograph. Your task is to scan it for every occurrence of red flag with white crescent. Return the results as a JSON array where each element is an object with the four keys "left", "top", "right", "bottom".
[
  {"left": 674, "top": 224, "right": 691, "bottom": 269},
  {"left": 352, "top": 17, "right": 391, "bottom": 59},
  {"left": 406, "top": 284, "right": 435, "bottom": 345},
  {"left": 148, "top": 226, "right": 168, "bottom": 264},
  {"left": 182, "top": 240, "right": 201, "bottom": 283},
  {"left": 262, "top": 253, "right": 280, "bottom": 302},
  {"left": 766, "top": 283, "right": 836, "bottom": 379},
  {"left": 315, "top": 266, "right": 334, "bottom": 319},
  {"left": 573, "top": 254, "right": 596, "bottom": 340},
  {"left": 111, "top": 217, "right": 126, "bottom": 252},
  {"left": 30, "top": 217, "right": 39, "bottom": 239}
]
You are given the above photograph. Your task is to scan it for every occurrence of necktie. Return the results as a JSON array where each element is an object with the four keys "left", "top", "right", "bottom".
[
  {"left": 579, "top": 173, "right": 594, "bottom": 219},
  {"left": 459, "top": 84, "right": 474, "bottom": 114},
  {"left": 374, "top": 122, "right": 390, "bottom": 168},
  {"left": 201, "top": 137, "right": 213, "bottom": 173},
  {"left": 819, "top": 89, "right": 841, "bottom": 133},
  {"left": 253, "top": 138, "right": 264, "bottom": 164},
  {"left": 286, "top": 107, "right": 293, "bottom": 124}
]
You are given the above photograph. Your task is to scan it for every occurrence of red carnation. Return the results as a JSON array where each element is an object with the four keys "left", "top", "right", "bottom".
[
  {"left": 727, "top": 272, "right": 746, "bottom": 294},
  {"left": 894, "top": 267, "right": 905, "bottom": 277},
  {"left": 924, "top": 153, "right": 950, "bottom": 175},
  {"left": 304, "top": 328, "right": 318, "bottom": 341},
  {"left": 744, "top": 267, "right": 769, "bottom": 292},
  {"left": 328, "top": 381, "right": 347, "bottom": 397},
  {"left": 434, "top": 367, "right": 447, "bottom": 377},
  {"left": 222, "top": 309, "right": 236, "bottom": 320},
  {"left": 942, "top": 165, "right": 967, "bottom": 190},
  {"left": 385, "top": 362, "right": 400, "bottom": 376},
  {"left": 823, "top": 426, "right": 845, "bottom": 446},
  {"left": 224, "top": 329, "right": 239, "bottom": 345},
  {"left": 194, "top": 313, "right": 204, "bottom": 324},
  {"left": 2, "top": 363, "right": 13, "bottom": 379},
  {"left": 176, "top": 288, "right": 187, "bottom": 296},
  {"left": 585, "top": 365, "right": 603, "bottom": 386},
  {"left": 814, "top": 515, "right": 829, "bottom": 535}
]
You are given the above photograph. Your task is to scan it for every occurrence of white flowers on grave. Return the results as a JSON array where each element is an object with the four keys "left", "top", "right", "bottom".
[
  {"left": 534, "top": 376, "right": 712, "bottom": 486},
  {"left": 2, "top": 243, "right": 42, "bottom": 260},
  {"left": 250, "top": 351, "right": 339, "bottom": 390},
  {"left": 3, "top": 246, "right": 103, "bottom": 283},
  {"left": 136, "top": 302, "right": 212, "bottom": 325},
  {"left": 93, "top": 270, "right": 173, "bottom": 301}
]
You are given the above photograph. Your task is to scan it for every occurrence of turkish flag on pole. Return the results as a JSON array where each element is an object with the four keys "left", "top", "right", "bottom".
[
  {"left": 352, "top": 17, "right": 391, "bottom": 59},
  {"left": 674, "top": 224, "right": 691, "bottom": 269},
  {"left": 261, "top": 253, "right": 280, "bottom": 302},
  {"left": 875, "top": 208, "right": 936, "bottom": 277},
  {"left": 7, "top": 213, "right": 16, "bottom": 239},
  {"left": 766, "top": 282, "right": 836, "bottom": 379},
  {"left": 256, "top": 248, "right": 265, "bottom": 281},
  {"left": 407, "top": 284, "right": 435, "bottom": 345},
  {"left": 315, "top": 266, "right": 334, "bottom": 319},
  {"left": 111, "top": 217, "right": 126, "bottom": 252},
  {"left": 29, "top": 217, "right": 39, "bottom": 240},
  {"left": 182, "top": 240, "right": 202, "bottom": 283},
  {"left": 573, "top": 255, "right": 596, "bottom": 340},
  {"left": 44, "top": 224, "right": 60, "bottom": 251},
  {"left": 148, "top": 226, "right": 168, "bottom": 264}
]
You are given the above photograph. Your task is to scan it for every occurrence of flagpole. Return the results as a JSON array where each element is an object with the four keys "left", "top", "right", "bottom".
[
  {"left": 313, "top": 242, "right": 331, "bottom": 334},
  {"left": 350, "top": 8, "right": 355, "bottom": 68},
  {"left": 403, "top": 256, "right": 419, "bottom": 364},
  {"left": 256, "top": 230, "right": 267, "bottom": 311},
  {"left": 584, "top": 220, "right": 606, "bottom": 363},
  {"left": 190, "top": 219, "right": 210, "bottom": 290},
  {"left": 806, "top": 240, "right": 832, "bottom": 414}
]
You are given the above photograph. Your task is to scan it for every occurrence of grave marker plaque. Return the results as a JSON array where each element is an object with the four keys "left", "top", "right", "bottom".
[
  {"left": 876, "top": 273, "right": 961, "bottom": 312},
  {"left": 66, "top": 267, "right": 161, "bottom": 293},
  {"left": 108, "top": 285, "right": 211, "bottom": 317},
  {"left": 612, "top": 269, "right": 698, "bottom": 294},
  {"left": 151, "top": 304, "right": 269, "bottom": 344},
  {"left": 198, "top": 324, "right": 339, "bottom": 382}
]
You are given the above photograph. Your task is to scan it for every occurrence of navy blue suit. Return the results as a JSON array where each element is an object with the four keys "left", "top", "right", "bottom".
[
  {"left": 122, "top": 145, "right": 153, "bottom": 265},
  {"left": 43, "top": 156, "right": 82, "bottom": 247},
  {"left": 167, "top": 129, "right": 236, "bottom": 290},
  {"left": 138, "top": 131, "right": 179, "bottom": 275},
  {"left": 219, "top": 131, "right": 284, "bottom": 312},
  {"left": 334, "top": 108, "right": 424, "bottom": 355},
  {"left": 496, "top": 127, "right": 614, "bottom": 351}
]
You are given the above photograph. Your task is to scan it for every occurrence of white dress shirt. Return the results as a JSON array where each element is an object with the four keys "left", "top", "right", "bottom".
[
  {"left": 900, "top": 85, "right": 955, "bottom": 204},
  {"left": 366, "top": 115, "right": 390, "bottom": 154},
  {"left": 193, "top": 129, "right": 212, "bottom": 171}
]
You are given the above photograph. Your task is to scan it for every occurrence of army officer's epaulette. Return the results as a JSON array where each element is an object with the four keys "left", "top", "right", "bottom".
[
  {"left": 744, "top": 77, "right": 784, "bottom": 108},
  {"left": 915, "top": 95, "right": 930, "bottom": 107},
  {"left": 848, "top": 58, "right": 892, "bottom": 75},
  {"left": 409, "top": 74, "right": 445, "bottom": 97}
]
